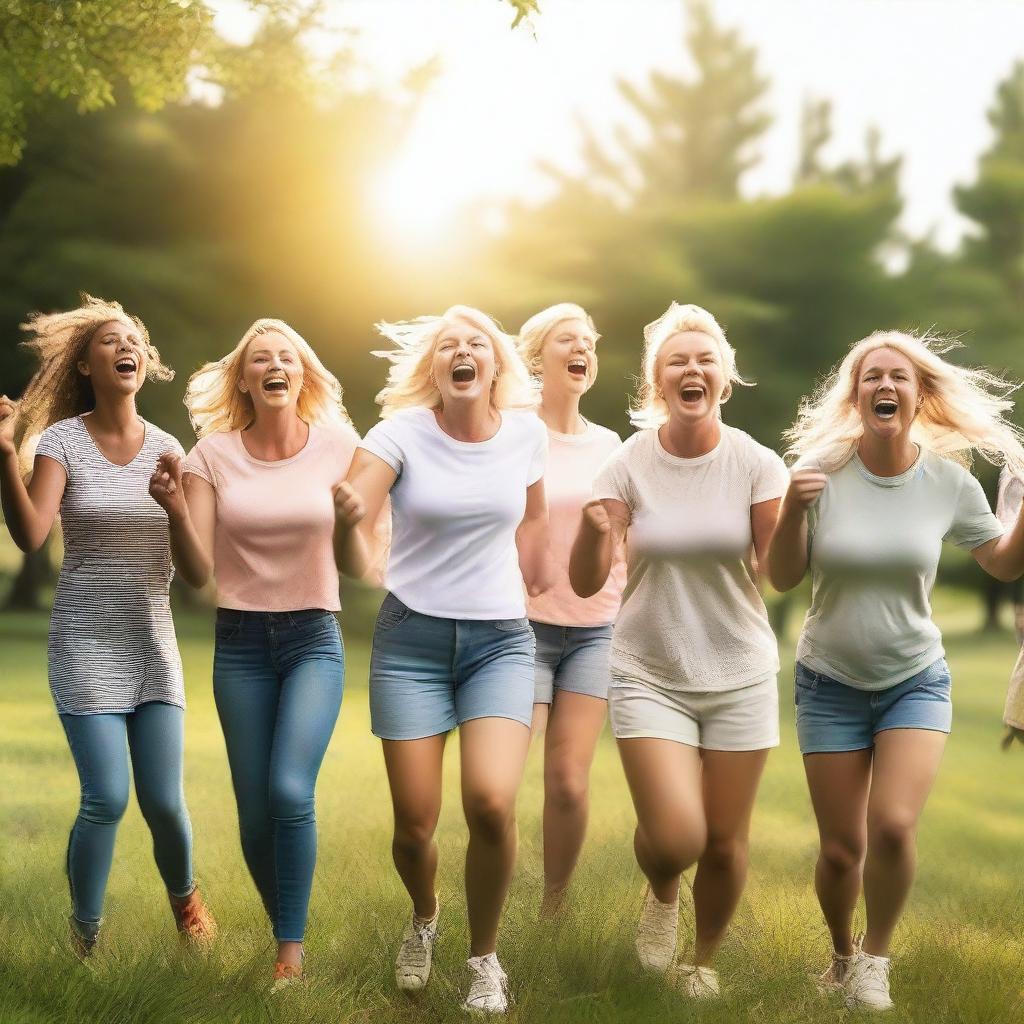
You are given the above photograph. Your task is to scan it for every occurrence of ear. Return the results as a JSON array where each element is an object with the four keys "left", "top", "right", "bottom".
[
  {"left": 720, "top": 382, "right": 733, "bottom": 404},
  {"left": 77, "top": 360, "right": 92, "bottom": 377}
]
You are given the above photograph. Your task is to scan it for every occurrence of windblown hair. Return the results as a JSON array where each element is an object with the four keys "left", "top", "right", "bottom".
[
  {"left": 517, "top": 303, "right": 600, "bottom": 386},
  {"left": 14, "top": 294, "right": 171, "bottom": 472},
  {"left": 373, "top": 305, "right": 538, "bottom": 418},
  {"left": 629, "top": 302, "right": 751, "bottom": 429},
  {"left": 184, "top": 319, "right": 350, "bottom": 438},
  {"left": 784, "top": 330, "right": 1024, "bottom": 476}
]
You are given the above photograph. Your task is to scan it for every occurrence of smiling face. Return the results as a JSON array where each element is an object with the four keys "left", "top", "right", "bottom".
[
  {"left": 241, "top": 330, "right": 304, "bottom": 413},
  {"left": 431, "top": 319, "right": 497, "bottom": 406},
  {"left": 539, "top": 317, "right": 597, "bottom": 396},
  {"left": 77, "top": 319, "right": 147, "bottom": 398},
  {"left": 655, "top": 330, "right": 727, "bottom": 425},
  {"left": 855, "top": 345, "right": 921, "bottom": 442}
]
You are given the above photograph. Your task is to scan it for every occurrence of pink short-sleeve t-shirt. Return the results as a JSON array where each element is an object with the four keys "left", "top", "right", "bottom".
[{"left": 183, "top": 420, "right": 359, "bottom": 611}]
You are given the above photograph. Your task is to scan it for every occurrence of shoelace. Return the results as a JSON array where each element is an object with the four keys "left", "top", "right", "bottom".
[
  {"left": 400, "top": 919, "right": 437, "bottom": 968},
  {"left": 467, "top": 958, "right": 508, "bottom": 1004}
]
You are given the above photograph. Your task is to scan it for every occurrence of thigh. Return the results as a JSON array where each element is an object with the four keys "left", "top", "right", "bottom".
[
  {"left": 455, "top": 620, "right": 536, "bottom": 731},
  {"left": 874, "top": 658, "right": 953, "bottom": 738},
  {"left": 617, "top": 736, "right": 704, "bottom": 834},
  {"left": 530, "top": 620, "right": 561, "bottom": 706},
  {"left": 61, "top": 713, "right": 131, "bottom": 805},
  {"left": 803, "top": 749, "right": 873, "bottom": 845},
  {"left": 867, "top": 729, "right": 946, "bottom": 829},
  {"left": 460, "top": 717, "right": 532, "bottom": 811},
  {"left": 126, "top": 702, "right": 184, "bottom": 798},
  {"left": 795, "top": 663, "right": 874, "bottom": 755},
  {"left": 700, "top": 748, "right": 769, "bottom": 842},
  {"left": 554, "top": 625, "right": 613, "bottom": 701},
  {"left": 383, "top": 734, "right": 447, "bottom": 828},
  {"left": 608, "top": 676, "right": 700, "bottom": 747},
  {"left": 545, "top": 690, "right": 607, "bottom": 772}
]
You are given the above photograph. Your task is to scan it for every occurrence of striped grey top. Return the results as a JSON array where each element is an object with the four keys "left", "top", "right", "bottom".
[{"left": 36, "top": 415, "right": 186, "bottom": 715}]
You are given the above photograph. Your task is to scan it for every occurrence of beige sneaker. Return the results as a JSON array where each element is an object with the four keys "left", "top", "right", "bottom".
[
  {"left": 670, "top": 963, "right": 720, "bottom": 1000},
  {"left": 635, "top": 887, "right": 678, "bottom": 974},
  {"left": 463, "top": 953, "right": 510, "bottom": 1015},
  {"left": 844, "top": 950, "right": 894, "bottom": 1012},
  {"left": 395, "top": 910, "right": 439, "bottom": 992},
  {"left": 814, "top": 948, "right": 858, "bottom": 994}
]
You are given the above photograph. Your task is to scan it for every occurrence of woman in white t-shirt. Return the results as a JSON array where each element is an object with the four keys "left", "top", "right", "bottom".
[
  {"left": 333, "top": 305, "right": 548, "bottom": 1015},
  {"left": 515, "top": 303, "right": 626, "bottom": 917},
  {"left": 767, "top": 330, "right": 1024, "bottom": 1013},
  {"left": 570, "top": 303, "right": 787, "bottom": 1000}
]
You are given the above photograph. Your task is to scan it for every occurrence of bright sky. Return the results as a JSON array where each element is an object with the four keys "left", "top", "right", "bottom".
[{"left": 211, "top": 0, "right": 1024, "bottom": 249}]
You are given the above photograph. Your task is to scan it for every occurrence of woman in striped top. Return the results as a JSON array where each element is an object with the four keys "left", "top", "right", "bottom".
[{"left": 0, "top": 295, "right": 215, "bottom": 955}]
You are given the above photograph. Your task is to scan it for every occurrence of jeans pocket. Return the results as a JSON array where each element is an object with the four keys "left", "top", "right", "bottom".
[
  {"left": 376, "top": 594, "right": 411, "bottom": 632},
  {"left": 214, "top": 623, "right": 241, "bottom": 642},
  {"left": 494, "top": 616, "right": 531, "bottom": 634}
]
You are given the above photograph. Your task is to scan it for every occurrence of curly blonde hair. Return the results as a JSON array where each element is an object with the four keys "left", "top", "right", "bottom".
[
  {"left": 14, "top": 294, "right": 172, "bottom": 472},
  {"left": 184, "top": 319, "right": 351, "bottom": 438},
  {"left": 784, "top": 329, "right": 1024, "bottom": 476},
  {"left": 373, "top": 305, "right": 538, "bottom": 418},
  {"left": 517, "top": 303, "right": 600, "bottom": 386},
  {"left": 629, "top": 302, "right": 752, "bottom": 429}
]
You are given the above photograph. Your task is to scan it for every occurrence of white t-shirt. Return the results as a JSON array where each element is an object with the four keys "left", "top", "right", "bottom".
[
  {"left": 359, "top": 406, "right": 547, "bottom": 620},
  {"left": 797, "top": 449, "right": 1004, "bottom": 690},
  {"left": 593, "top": 424, "right": 789, "bottom": 692}
]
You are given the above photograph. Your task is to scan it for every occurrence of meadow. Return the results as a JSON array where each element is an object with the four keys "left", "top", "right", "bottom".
[{"left": 1, "top": 591, "right": 1022, "bottom": 1024}]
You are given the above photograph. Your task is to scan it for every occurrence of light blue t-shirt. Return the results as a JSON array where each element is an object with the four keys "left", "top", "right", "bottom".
[{"left": 797, "top": 448, "right": 1003, "bottom": 690}]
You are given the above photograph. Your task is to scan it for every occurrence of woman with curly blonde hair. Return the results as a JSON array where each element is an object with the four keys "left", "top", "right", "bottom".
[
  {"left": 767, "top": 330, "right": 1024, "bottom": 1012},
  {"left": 570, "top": 302, "right": 787, "bottom": 1002},
  {"left": 333, "top": 305, "right": 547, "bottom": 1014},
  {"left": 170, "top": 318, "right": 360, "bottom": 991},
  {"left": 0, "top": 295, "right": 215, "bottom": 956},
  {"left": 516, "top": 303, "right": 626, "bottom": 918}
]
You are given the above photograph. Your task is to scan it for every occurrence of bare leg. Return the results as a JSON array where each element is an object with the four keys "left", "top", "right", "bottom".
[
  {"left": 803, "top": 749, "right": 872, "bottom": 956},
  {"left": 460, "top": 717, "right": 532, "bottom": 956},
  {"left": 692, "top": 748, "right": 769, "bottom": 964},
  {"left": 530, "top": 701, "right": 549, "bottom": 740},
  {"left": 862, "top": 729, "right": 945, "bottom": 956}
]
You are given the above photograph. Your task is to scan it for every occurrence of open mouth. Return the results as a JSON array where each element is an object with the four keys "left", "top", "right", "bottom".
[
  {"left": 680, "top": 384, "right": 705, "bottom": 404},
  {"left": 567, "top": 358, "right": 588, "bottom": 380},
  {"left": 262, "top": 376, "right": 289, "bottom": 394},
  {"left": 114, "top": 357, "right": 137, "bottom": 376},
  {"left": 452, "top": 363, "right": 476, "bottom": 384},
  {"left": 873, "top": 398, "right": 898, "bottom": 420}
]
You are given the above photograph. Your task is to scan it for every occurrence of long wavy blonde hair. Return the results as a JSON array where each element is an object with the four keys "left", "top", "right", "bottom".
[
  {"left": 13, "top": 294, "right": 172, "bottom": 472},
  {"left": 517, "top": 303, "right": 600, "bottom": 386},
  {"left": 629, "top": 301, "right": 751, "bottom": 429},
  {"left": 184, "top": 319, "right": 351, "bottom": 438},
  {"left": 785, "top": 330, "right": 1024, "bottom": 476},
  {"left": 373, "top": 305, "right": 538, "bottom": 418}
]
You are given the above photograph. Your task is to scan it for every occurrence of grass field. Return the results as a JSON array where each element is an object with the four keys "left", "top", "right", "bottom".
[{"left": 1, "top": 596, "right": 1023, "bottom": 1024}]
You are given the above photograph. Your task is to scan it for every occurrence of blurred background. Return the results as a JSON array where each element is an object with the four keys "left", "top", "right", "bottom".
[{"left": 2, "top": 0, "right": 1023, "bottom": 632}]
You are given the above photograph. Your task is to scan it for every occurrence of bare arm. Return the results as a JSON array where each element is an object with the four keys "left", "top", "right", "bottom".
[
  {"left": 569, "top": 497, "right": 629, "bottom": 598},
  {"left": 516, "top": 477, "right": 552, "bottom": 598},
  {"left": 333, "top": 449, "right": 397, "bottom": 582},
  {"left": 765, "top": 469, "right": 827, "bottom": 592},
  {"left": 174, "top": 472, "right": 216, "bottom": 589},
  {"left": 972, "top": 507, "right": 1024, "bottom": 582},
  {"left": 750, "top": 496, "right": 782, "bottom": 585}
]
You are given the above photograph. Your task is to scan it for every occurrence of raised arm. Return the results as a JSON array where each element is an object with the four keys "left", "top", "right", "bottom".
[
  {"left": 972, "top": 506, "right": 1024, "bottom": 582},
  {"left": 333, "top": 448, "right": 396, "bottom": 582},
  {"left": 765, "top": 468, "right": 827, "bottom": 592},
  {"left": 516, "top": 477, "right": 552, "bottom": 598},
  {"left": 569, "top": 497, "right": 629, "bottom": 599}
]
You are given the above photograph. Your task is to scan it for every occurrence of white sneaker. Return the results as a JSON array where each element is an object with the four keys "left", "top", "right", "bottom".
[
  {"left": 844, "top": 950, "right": 894, "bottom": 1012},
  {"left": 670, "top": 962, "right": 720, "bottom": 999},
  {"left": 635, "top": 887, "right": 678, "bottom": 974},
  {"left": 813, "top": 949, "right": 857, "bottom": 995},
  {"left": 395, "top": 911, "right": 439, "bottom": 992},
  {"left": 463, "top": 953, "right": 510, "bottom": 1015}
]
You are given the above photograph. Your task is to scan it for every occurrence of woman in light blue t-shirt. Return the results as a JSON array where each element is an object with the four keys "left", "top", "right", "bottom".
[{"left": 768, "top": 330, "right": 1024, "bottom": 1014}]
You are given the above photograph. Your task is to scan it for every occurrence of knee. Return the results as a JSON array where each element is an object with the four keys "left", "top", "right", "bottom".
[
  {"left": 819, "top": 835, "right": 865, "bottom": 874},
  {"left": 464, "top": 793, "right": 516, "bottom": 844},
  {"left": 81, "top": 781, "right": 130, "bottom": 825},
  {"left": 268, "top": 774, "right": 315, "bottom": 825},
  {"left": 139, "top": 790, "right": 188, "bottom": 830},
  {"left": 393, "top": 814, "right": 438, "bottom": 856},
  {"left": 700, "top": 834, "right": 748, "bottom": 874},
  {"left": 638, "top": 821, "right": 706, "bottom": 876},
  {"left": 868, "top": 813, "right": 917, "bottom": 856},
  {"left": 544, "top": 762, "right": 589, "bottom": 813}
]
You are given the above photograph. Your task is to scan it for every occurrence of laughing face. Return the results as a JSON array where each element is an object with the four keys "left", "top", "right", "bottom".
[
  {"left": 241, "top": 331, "right": 304, "bottom": 412},
  {"left": 77, "top": 319, "right": 147, "bottom": 397},
  {"left": 855, "top": 346, "right": 921, "bottom": 441},
  {"left": 655, "top": 330, "right": 727, "bottom": 424},
  {"left": 539, "top": 317, "right": 597, "bottom": 395},
  {"left": 431, "top": 320, "right": 497, "bottom": 406}
]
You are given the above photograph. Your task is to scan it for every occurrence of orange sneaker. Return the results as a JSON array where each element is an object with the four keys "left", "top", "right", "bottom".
[
  {"left": 270, "top": 961, "right": 304, "bottom": 994},
  {"left": 169, "top": 887, "right": 217, "bottom": 947}
]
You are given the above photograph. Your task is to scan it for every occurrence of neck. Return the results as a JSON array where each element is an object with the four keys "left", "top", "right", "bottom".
[
  {"left": 857, "top": 432, "right": 918, "bottom": 477},
  {"left": 659, "top": 414, "right": 721, "bottom": 458},
  {"left": 89, "top": 393, "right": 140, "bottom": 432},
  {"left": 246, "top": 407, "right": 308, "bottom": 454},
  {"left": 539, "top": 389, "right": 585, "bottom": 435},
  {"left": 436, "top": 397, "right": 500, "bottom": 442}
]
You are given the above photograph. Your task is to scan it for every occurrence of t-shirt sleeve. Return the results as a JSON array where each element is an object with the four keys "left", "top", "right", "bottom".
[
  {"left": 751, "top": 445, "right": 789, "bottom": 504},
  {"left": 331, "top": 421, "right": 361, "bottom": 479},
  {"left": 34, "top": 423, "right": 70, "bottom": 472},
  {"left": 358, "top": 417, "right": 406, "bottom": 474},
  {"left": 182, "top": 439, "right": 215, "bottom": 487},
  {"left": 527, "top": 419, "right": 547, "bottom": 486},
  {"left": 946, "top": 472, "right": 1004, "bottom": 550},
  {"left": 593, "top": 445, "right": 633, "bottom": 507}
]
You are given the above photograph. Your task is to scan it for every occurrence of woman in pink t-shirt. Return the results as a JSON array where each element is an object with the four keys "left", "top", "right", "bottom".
[
  {"left": 516, "top": 304, "right": 625, "bottom": 916},
  {"left": 158, "top": 318, "right": 358, "bottom": 991}
]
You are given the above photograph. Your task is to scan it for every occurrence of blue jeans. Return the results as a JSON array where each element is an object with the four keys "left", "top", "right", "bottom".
[
  {"left": 213, "top": 608, "right": 344, "bottom": 943},
  {"left": 61, "top": 701, "right": 193, "bottom": 938}
]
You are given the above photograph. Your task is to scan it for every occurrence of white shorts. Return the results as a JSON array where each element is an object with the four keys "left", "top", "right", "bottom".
[{"left": 608, "top": 673, "right": 780, "bottom": 751}]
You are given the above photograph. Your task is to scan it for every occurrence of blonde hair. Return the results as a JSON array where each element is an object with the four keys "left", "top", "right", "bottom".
[
  {"left": 629, "top": 302, "right": 751, "bottom": 429},
  {"left": 184, "top": 318, "right": 350, "bottom": 438},
  {"left": 517, "top": 303, "right": 600, "bottom": 385},
  {"left": 14, "top": 294, "right": 172, "bottom": 472},
  {"left": 373, "top": 305, "right": 538, "bottom": 418},
  {"left": 785, "top": 329, "right": 1024, "bottom": 476}
]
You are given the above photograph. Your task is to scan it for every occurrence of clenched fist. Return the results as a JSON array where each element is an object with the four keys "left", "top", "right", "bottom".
[
  {"left": 784, "top": 466, "right": 827, "bottom": 512},
  {"left": 333, "top": 481, "right": 366, "bottom": 529},
  {"left": 149, "top": 452, "right": 187, "bottom": 520},
  {"left": 580, "top": 498, "right": 611, "bottom": 535}
]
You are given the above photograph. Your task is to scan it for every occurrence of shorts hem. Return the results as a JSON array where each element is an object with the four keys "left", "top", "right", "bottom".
[
  {"left": 700, "top": 736, "right": 780, "bottom": 752},
  {"left": 458, "top": 711, "right": 533, "bottom": 730},
  {"left": 800, "top": 741, "right": 874, "bottom": 755},
  {"left": 613, "top": 728, "right": 699, "bottom": 747},
  {"left": 373, "top": 725, "right": 455, "bottom": 741},
  {"left": 873, "top": 723, "right": 951, "bottom": 737}
]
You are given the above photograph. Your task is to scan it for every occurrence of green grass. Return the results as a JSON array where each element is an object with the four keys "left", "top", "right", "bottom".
[{"left": 1, "top": 600, "right": 1023, "bottom": 1024}]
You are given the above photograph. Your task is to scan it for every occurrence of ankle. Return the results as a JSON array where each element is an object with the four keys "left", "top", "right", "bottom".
[{"left": 276, "top": 941, "right": 304, "bottom": 968}]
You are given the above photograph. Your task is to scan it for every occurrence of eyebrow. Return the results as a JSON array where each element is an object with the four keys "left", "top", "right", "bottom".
[
  {"left": 667, "top": 350, "right": 717, "bottom": 359},
  {"left": 863, "top": 365, "right": 909, "bottom": 374}
]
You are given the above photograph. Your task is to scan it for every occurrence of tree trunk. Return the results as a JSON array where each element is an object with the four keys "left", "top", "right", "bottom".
[{"left": 5, "top": 539, "right": 54, "bottom": 610}]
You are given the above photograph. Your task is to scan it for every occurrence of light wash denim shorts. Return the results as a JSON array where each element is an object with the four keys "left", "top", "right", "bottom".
[
  {"left": 530, "top": 620, "right": 613, "bottom": 704},
  {"left": 795, "top": 657, "right": 952, "bottom": 755},
  {"left": 369, "top": 593, "right": 536, "bottom": 740}
]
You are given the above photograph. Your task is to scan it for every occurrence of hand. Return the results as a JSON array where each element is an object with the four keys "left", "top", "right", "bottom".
[
  {"left": 333, "top": 481, "right": 366, "bottom": 529},
  {"left": 581, "top": 499, "right": 611, "bottom": 534},
  {"left": 149, "top": 452, "right": 187, "bottom": 520},
  {"left": 0, "top": 395, "right": 17, "bottom": 457},
  {"left": 784, "top": 467, "right": 827, "bottom": 512}
]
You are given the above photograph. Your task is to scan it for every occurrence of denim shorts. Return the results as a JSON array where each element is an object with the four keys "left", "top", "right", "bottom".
[
  {"left": 795, "top": 657, "right": 952, "bottom": 755},
  {"left": 369, "top": 593, "right": 537, "bottom": 740},
  {"left": 530, "top": 621, "right": 613, "bottom": 704}
]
